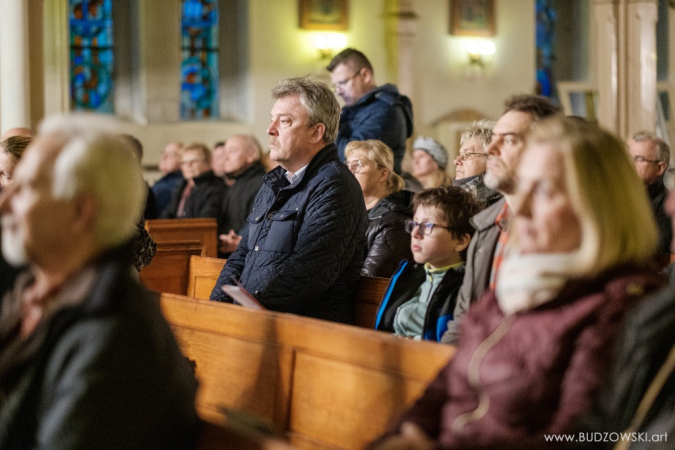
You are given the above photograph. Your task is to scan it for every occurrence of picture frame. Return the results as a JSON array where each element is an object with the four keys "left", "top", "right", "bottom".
[
  {"left": 299, "top": 0, "right": 348, "bottom": 30},
  {"left": 450, "top": 0, "right": 495, "bottom": 37}
]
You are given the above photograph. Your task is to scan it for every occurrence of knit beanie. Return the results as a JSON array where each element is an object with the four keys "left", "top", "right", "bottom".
[{"left": 413, "top": 136, "right": 448, "bottom": 170}]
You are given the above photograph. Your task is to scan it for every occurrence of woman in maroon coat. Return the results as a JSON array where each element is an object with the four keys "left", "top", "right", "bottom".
[{"left": 370, "top": 117, "right": 666, "bottom": 450}]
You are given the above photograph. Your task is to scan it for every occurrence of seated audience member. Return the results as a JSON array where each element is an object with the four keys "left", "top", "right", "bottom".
[
  {"left": 627, "top": 131, "right": 672, "bottom": 254},
  {"left": 370, "top": 117, "right": 665, "bottom": 450},
  {"left": 210, "top": 76, "right": 367, "bottom": 324},
  {"left": 160, "top": 142, "right": 225, "bottom": 220},
  {"left": 212, "top": 140, "right": 227, "bottom": 178},
  {"left": 0, "top": 136, "right": 32, "bottom": 188},
  {"left": 0, "top": 115, "right": 198, "bottom": 449},
  {"left": 345, "top": 139, "right": 413, "bottom": 278},
  {"left": 217, "top": 135, "right": 266, "bottom": 256},
  {"left": 453, "top": 120, "right": 502, "bottom": 207},
  {"left": 412, "top": 136, "right": 451, "bottom": 189},
  {"left": 572, "top": 189, "right": 675, "bottom": 450},
  {"left": 0, "top": 136, "right": 32, "bottom": 296},
  {"left": 374, "top": 186, "right": 481, "bottom": 341},
  {"left": 441, "top": 94, "right": 561, "bottom": 345},
  {"left": 151, "top": 142, "right": 184, "bottom": 213},
  {"left": 118, "top": 134, "right": 157, "bottom": 272},
  {"left": 120, "top": 134, "right": 159, "bottom": 220}
]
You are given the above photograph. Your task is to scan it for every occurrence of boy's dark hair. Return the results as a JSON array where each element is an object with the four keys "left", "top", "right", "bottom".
[
  {"left": 412, "top": 186, "right": 482, "bottom": 260},
  {"left": 503, "top": 94, "right": 562, "bottom": 121},
  {"left": 326, "top": 48, "right": 374, "bottom": 74}
]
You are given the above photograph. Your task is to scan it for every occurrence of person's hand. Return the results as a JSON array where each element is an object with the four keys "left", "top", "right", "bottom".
[
  {"left": 218, "top": 229, "right": 242, "bottom": 254},
  {"left": 371, "top": 423, "right": 434, "bottom": 450}
]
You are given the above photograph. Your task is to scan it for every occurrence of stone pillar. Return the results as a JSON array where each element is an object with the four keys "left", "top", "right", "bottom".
[
  {"left": 594, "top": 0, "right": 658, "bottom": 137},
  {"left": 0, "top": 0, "right": 31, "bottom": 133},
  {"left": 384, "top": 0, "right": 418, "bottom": 98}
]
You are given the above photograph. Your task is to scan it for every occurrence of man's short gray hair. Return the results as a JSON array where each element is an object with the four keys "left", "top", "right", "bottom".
[
  {"left": 271, "top": 76, "right": 340, "bottom": 144},
  {"left": 39, "top": 114, "right": 146, "bottom": 250},
  {"left": 460, "top": 119, "right": 495, "bottom": 148},
  {"left": 631, "top": 130, "right": 671, "bottom": 165}
]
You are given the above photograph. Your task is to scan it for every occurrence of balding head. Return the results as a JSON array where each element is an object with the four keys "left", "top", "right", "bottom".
[
  {"left": 222, "top": 135, "right": 262, "bottom": 177},
  {"left": 2, "top": 127, "right": 33, "bottom": 140}
]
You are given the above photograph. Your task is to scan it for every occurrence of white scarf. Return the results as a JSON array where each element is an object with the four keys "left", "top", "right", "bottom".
[{"left": 495, "top": 252, "right": 580, "bottom": 315}]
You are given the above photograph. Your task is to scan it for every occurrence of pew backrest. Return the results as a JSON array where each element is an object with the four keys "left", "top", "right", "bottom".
[
  {"left": 160, "top": 293, "right": 455, "bottom": 450},
  {"left": 188, "top": 255, "right": 226, "bottom": 299},
  {"left": 186, "top": 256, "right": 391, "bottom": 327},
  {"left": 140, "top": 218, "right": 218, "bottom": 294}
]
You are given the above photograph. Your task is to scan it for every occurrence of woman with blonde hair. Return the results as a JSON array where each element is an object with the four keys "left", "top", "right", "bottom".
[
  {"left": 371, "top": 116, "right": 665, "bottom": 449},
  {"left": 345, "top": 140, "right": 413, "bottom": 278},
  {"left": 0, "top": 136, "right": 32, "bottom": 188}
]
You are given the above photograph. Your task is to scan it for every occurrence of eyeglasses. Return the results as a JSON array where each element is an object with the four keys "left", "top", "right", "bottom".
[
  {"left": 632, "top": 155, "right": 662, "bottom": 164},
  {"left": 404, "top": 219, "right": 451, "bottom": 236},
  {"left": 456, "top": 152, "right": 488, "bottom": 162},
  {"left": 332, "top": 72, "right": 360, "bottom": 91},
  {"left": 347, "top": 159, "right": 383, "bottom": 174}
]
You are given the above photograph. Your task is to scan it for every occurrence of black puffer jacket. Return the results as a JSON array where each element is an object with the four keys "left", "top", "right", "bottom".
[
  {"left": 210, "top": 144, "right": 367, "bottom": 324},
  {"left": 160, "top": 170, "right": 226, "bottom": 219},
  {"left": 362, "top": 190, "right": 414, "bottom": 278}
]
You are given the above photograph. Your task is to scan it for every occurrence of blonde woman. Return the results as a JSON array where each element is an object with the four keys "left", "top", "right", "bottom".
[
  {"left": 371, "top": 117, "right": 665, "bottom": 449},
  {"left": 412, "top": 136, "right": 451, "bottom": 189},
  {"left": 345, "top": 140, "right": 413, "bottom": 278}
]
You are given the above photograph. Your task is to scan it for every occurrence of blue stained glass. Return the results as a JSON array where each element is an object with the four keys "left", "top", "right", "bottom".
[
  {"left": 535, "top": 0, "right": 556, "bottom": 98},
  {"left": 69, "top": 0, "right": 114, "bottom": 113},
  {"left": 181, "top": 0, "right": 219, "bottom": 120}
]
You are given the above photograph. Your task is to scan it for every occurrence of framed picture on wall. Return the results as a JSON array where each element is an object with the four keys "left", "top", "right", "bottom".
[
  {"left": 450, "top": 0, "right": 495, "bottom": 36},
  {"left": 299, "top": 0, "right": 348, "bottom": 30}
]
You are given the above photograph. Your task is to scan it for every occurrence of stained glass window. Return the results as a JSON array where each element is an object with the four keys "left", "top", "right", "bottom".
[
  {"left": 535, "top": 0, "right": 556, "bottom": 98},
  {"left": 69, "top": 0, "right": 114, "bottom": 113},
  {"left": 181, "top": 0, "right": 219, "bottom": 120}
]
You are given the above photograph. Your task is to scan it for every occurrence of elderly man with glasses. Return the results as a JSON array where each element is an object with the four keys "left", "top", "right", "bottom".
[
  {"left": 327, "top": 48, "right": 413, "bottom": 176},
  {"left": 453, "top": 119, "right": 502, "bottom": 207},
  {"left": 628, "top": 131, "right": 672, "bottom": 253}
]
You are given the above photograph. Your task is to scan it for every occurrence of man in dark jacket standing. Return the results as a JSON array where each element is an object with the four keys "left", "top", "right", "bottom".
[
  {"left": 210, "top": 76, "right": 368, "bottom": 324},
  {"left": 627, "top": 131, "right": 672, "bottom": 254},
  {"left": 0, "top": 115, "right": 197, "bottom": 449},
  {"left": 327, "top": 48, "right": 413, "bottom": 174}
]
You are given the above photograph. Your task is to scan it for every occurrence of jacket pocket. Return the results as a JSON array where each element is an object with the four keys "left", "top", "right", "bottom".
[
  {"left": 264, "top": 209, "right": 298, "bottom": 254},
  {"left": 246, "top": 208, "right": 266, "bottom": 249}
]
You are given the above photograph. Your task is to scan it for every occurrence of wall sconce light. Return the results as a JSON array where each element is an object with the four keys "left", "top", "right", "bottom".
[
  {"left": 315, "top": 34, "right": 347, "bottom": 61},
  {"left": 465, "top": 39, "right": 496, "bottom": 66}
]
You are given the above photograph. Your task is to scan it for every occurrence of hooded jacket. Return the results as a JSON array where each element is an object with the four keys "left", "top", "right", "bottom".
[
  {"left": 210, "top": 144, "right": 367, "bottom": 324},
  {"left": 336, "top": 84, "right": 414, "bottom": 174},
  {"left": 160, "top": 170, "right": 226, "bottom": 220}
]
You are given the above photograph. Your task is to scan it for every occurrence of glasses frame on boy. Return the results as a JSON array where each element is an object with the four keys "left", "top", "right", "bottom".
[{"left": 405, "top": 219, "right": 452, "bottom": 236}]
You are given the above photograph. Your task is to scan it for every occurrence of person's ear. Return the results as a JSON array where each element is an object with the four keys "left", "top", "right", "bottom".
[
  {"left": 360, "top": 68, "right": 373, "bottom": 85},
  {"left": 309, "top": 123, "right": 326, "bottom": 144},
  {"left": 454, "top": 233, "right": 471, "bottom": 253},
  {"left": 657, "top": 161, "right": 667, "bottom": 177},
  {"left": 72, "top": 194, "right": 96, "bottom": 234},
  {"left": 379, "top": 167, "right": 389, "bottom": 183}
]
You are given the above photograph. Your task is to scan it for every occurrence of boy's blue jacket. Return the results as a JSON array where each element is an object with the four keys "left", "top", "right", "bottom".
[{"left": 375, "top": 260, "right": 465, "bottom": 341}]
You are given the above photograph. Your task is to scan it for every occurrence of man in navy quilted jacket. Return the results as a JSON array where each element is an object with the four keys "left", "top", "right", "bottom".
[
  {"left": 210, "top": 76, "right": 367, "bottom": 324},
  {"left": 327, "top": 48, "right": 413, "bottom": 175}
]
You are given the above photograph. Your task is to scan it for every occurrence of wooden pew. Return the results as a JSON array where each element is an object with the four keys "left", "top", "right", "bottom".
[
  {"left": 140, "top": 218, "right": 218, "bottom": 294},
  {"left": 160, "top": 293, "right": 455, "bottom": 450},
  {"left": 197, "top": 419, "right": 292, "bottom": 450},
  {"left": 186, "top": 255, "right": 390, "bottom": 328},
  {"left": 145, "top": 218, "right": 218, "bottom": 257}
]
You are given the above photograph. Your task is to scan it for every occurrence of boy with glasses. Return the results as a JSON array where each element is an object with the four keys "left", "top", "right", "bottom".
[{"left": 374, "top": 186, "right": 480, "bottom": 341}]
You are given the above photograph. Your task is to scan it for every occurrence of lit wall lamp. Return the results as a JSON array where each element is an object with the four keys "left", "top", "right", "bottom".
[
  {"left": 465, "top": 39, "right": 496, "bottom": 66},
  {"left": 315, "top": 34, "right": 347, "bottom": 61}
]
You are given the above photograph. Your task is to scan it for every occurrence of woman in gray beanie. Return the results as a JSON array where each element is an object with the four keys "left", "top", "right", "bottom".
[{"left": 412, "top": 136, "right": 451, "bottom": 189}]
